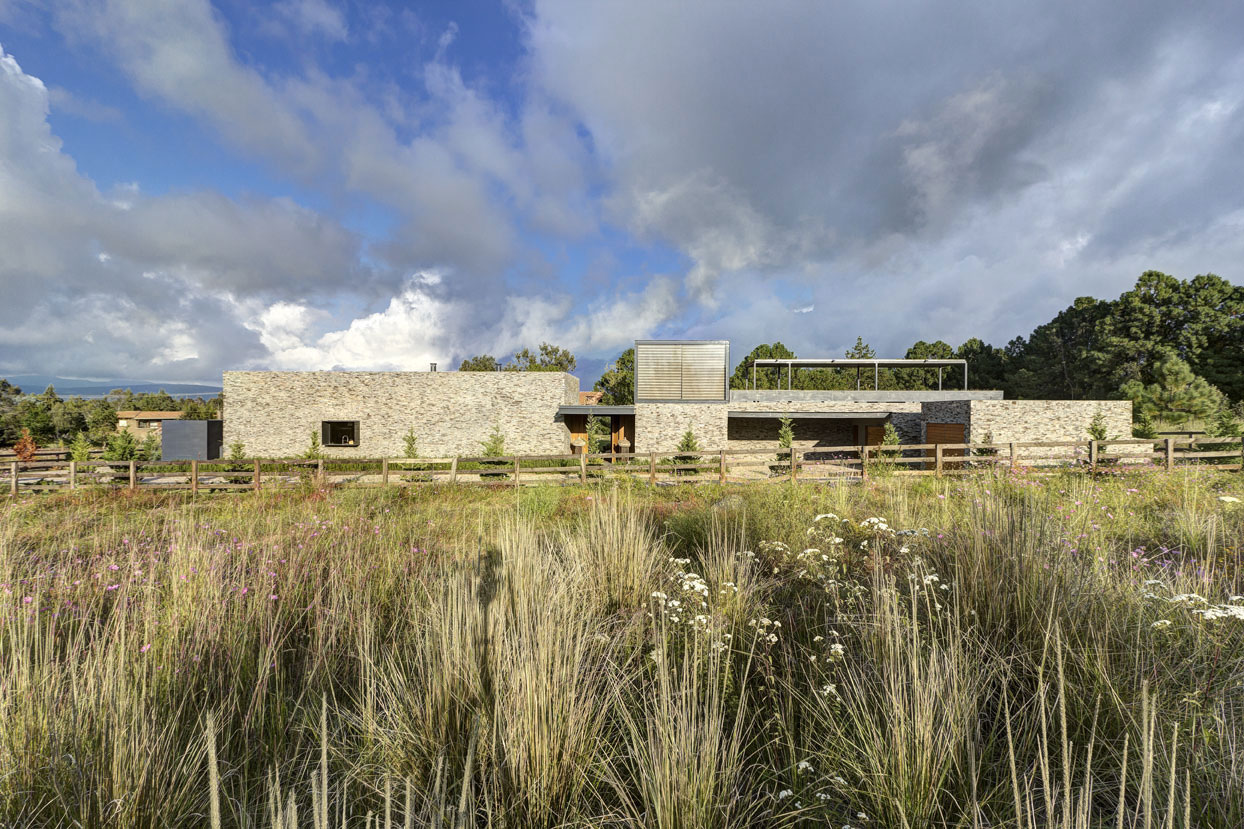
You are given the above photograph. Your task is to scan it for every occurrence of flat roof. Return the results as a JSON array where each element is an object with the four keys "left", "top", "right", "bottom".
[
  {"left": 728, "top": 410, "right": 891, "bottom": 420},
  {"left": 557, "top": 405, "right": 636, "bottom": 416},
  {"left": 748, "top": 358, "right": 966, "bottom": 369}
]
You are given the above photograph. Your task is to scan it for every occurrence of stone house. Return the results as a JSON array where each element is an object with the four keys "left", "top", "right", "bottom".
[{"left": 222, "top": 340, "right": 1132, "bottom": 458}]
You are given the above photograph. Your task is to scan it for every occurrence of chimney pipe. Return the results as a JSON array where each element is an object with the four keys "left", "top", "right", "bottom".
[{"left": 430, "top": 362, "right": 437, "bottom": 372}]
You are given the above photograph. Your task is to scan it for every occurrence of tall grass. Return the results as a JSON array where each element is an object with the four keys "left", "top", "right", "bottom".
[{"left": 1, "top": 469, "right": 1242, "bottom": 826}]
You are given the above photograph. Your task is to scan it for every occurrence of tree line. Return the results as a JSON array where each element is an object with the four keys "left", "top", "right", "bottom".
[
  {"left": 0, "top": 382, "right": 220, "bottom": 454},
  {"left": 589, "top": 271, "right": 1244, "bottom": 434}
]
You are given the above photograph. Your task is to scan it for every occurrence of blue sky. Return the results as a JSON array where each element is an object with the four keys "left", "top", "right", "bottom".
[{"left": 1, "top": 0, "right": 1242, "bottom": 385}]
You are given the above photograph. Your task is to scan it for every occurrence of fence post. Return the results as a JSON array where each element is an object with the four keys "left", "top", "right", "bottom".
[
  {"left": 382, "top": 458, "right": 389, "bottom": 486},
  {"left": 790, "top": 449, "right": 798, "bottom": 483},
  {"left": 128, "top": 460, "right": 137, "bottom": 491},
  {"left": 579, "top": 453, "right": 587, "bottom": 483},
  {"left": 191, "top": 460, "right": 198, "bottom": 495},
  {"left": 649, "top": 451, "right": 656, "bottom": 485},
  {"left": 1164, "top": 438, "right": 1174, "bottom": 471},
  {"left": 316, "top": 458, "right": 324, "bottom": 479},
  {"left": 1009, "top": 442, "right": 1017, "bottom": 469},
  {"left": 514, "top": 457, "right": 521, "bottom": 487},
  {"left": 1089, "top": 440, "right": 1098, "bottom": 473},
  {"left": 721, "top": 449, "right": 727, "bottom": 484},
  {"left": 935, "top": 443, "right": 943, "bottom": 476},
  {"left": 10, "top": 461, "right": 16, "bottom": 496},
  {"left": 859, "top": 446, "right": 869, "bottom": 481},
  {"left": 69, "top": 460, "right": 77, "bottom": 490},
  {"left": 450, "top": 456, "right": 458, "bottom": 484}
]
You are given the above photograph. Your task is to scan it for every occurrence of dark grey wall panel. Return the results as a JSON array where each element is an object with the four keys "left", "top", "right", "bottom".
[{"left": 161, "top": 420, "right": 223, "bottom": 460}]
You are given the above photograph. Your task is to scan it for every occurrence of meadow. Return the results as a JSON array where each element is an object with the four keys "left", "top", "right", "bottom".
[{"left": 2, "top": 468, "right": 1243, "bottom": 828}]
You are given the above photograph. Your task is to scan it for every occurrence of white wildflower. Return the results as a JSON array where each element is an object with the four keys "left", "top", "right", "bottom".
[
  {"left": 1151, "top": 619, "right": 1171, "bottom": 630},
  {"left": 777, "top": 789, "right": 793, "bottom": 800}
]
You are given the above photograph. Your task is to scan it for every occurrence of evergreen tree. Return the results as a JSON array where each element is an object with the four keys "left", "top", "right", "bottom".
[
  {"left": 594, "top": 348, "right": 635, "bottom": 404},
  {"left": 302, "top": 431, "right": 324, "bottom": 460},
  {"left": 102, "top": 431, "right": 138, "bottom": 461},
  {"left": 13, "top": 428, "right": 37, "bottom": 461},
  {"left": 585, "top": 414, "right": 610, "bottom": 454},
  {"left": 403, "top": 428, "right": 419, "bottom": 458},
  {"left": 139, "top": 432, "right": 161, "bottom": 461},
  {"left": 1121, "top": 358, "right": 1224, "bottom": 428},
  {"left": 729, "top": 342, "right": 796, "bottom": 390},
  {"left": 69, "top": 431, "right": 93, "bottom": 463},
  {"left": 480, "top": 425, "right": 506, "bottom": 457}
]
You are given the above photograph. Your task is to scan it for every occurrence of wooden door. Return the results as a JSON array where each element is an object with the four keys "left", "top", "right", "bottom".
[
  {"left": 925, "top": 422, "right": 966, "bottom": 469},
  {"left": 865, "top": 425, "right": 886, "bottom": 446}
]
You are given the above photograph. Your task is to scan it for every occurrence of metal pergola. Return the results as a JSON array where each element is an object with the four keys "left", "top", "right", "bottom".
[{"left": 746, "top": 358, "right": 968, "bottom": 391}]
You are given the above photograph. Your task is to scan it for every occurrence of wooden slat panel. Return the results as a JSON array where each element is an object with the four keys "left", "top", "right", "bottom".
[
  {"left": 636, "top": 342, "right": 683, "bottom": 399},
  {"left": 680, "top": 342, "right": 727, "bottom": 400}
]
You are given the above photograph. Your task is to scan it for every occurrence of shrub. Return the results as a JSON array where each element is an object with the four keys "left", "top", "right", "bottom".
[
  {"left": 586, "top": 414, "right": 610, "bottom": 455},
  {"left": 69, "top": 431, "right": 92, "bottom": 463},
  {"left": 139, "top": 432, "right": 161, "bottom": 461},
  {"left": 102, "top": 430, "right": 138, "bottom": 461},
  {"left": 302, "top": 431, "right": 324, "bottom": 460},
  {"left": 402, "top": 428, "right": 419, "bottom": 459},
  {"left": 480, "top": 425, "right": 509, "bottom": 479},
  {"left": 13, "top": 428, "right": 36, "bottom": 461},
  {"left": 775, "top": 415, "right": 795, "bottom": 472},
  {"left": 1087, "top": 409, "right": 1108, "bottom": 441}
]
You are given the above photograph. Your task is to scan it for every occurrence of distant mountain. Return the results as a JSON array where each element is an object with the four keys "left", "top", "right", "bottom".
[{"left": 0, "top": 374, "right": 221, "bottom": 399}]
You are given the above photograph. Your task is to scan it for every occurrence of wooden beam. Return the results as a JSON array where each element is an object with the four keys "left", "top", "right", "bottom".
[
  {"left": 191, "top": 460, "right": 198, "bottom": 495},
  {"left": 69, "top": 460, "right": 77, "bottom": 490},
  {"left": 579, "top": 453, "right": 587, "bottom": 484},
  {"left": 253, "top": 459, "right": 261, "bottom": 492},
  {"left": 128, "top": 460, "right": 137, "bottom": 491},
  {"left": 649, "top": 451, "right": 656, "bottom": 485},
  {"left": 450, "top": 456, "right": 458, "bottom": 484}
]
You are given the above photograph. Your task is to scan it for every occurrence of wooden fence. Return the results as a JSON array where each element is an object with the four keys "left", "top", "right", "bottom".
[{"left": 2, "top": 437, "right": 1241, "bottom": 495}]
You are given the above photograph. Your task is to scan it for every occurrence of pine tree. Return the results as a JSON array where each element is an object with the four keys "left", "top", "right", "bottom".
[
  {"left": 1121, "top": 358, "right": 1225, "bottom": 428},
  {"left": 302, "top": 431, "right": 324, "bottom": 460},
  {"left": 775, "top": 414, "right": 795, "bottom": 469},
  {"left": 481, "top": 425, "right": 506, "bottom": 457},
  {"left": 403, "top": 428, "right": 419, "bottom": 459},
  {"left": 69, "top": 431, "right": 92, "bottom": 463},
  {"left": 13, "top": 428, "right": 37, "bottom": 461}
]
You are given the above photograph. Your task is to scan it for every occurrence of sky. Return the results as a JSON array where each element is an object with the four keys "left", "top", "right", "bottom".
[{"left": 1, "top": 0, "right": 1242, "bottom": 386}]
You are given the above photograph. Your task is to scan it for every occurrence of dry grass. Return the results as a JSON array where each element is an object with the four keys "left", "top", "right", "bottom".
[{"left": 1, "top": 469, "right": 1243, "bottom": 826}]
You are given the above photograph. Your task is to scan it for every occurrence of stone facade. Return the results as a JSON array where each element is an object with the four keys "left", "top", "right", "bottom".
[
  {"left": 922, "top": 399, "right": 1134, "bottom": 458},
  {"left": 634, "top": 403, "right": 729, "bottom": 453},
  {"left": 222, "top": 371, "right": 578, "bottom": 458}
]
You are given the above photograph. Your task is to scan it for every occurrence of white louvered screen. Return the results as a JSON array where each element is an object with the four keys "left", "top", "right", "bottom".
[
  {"left": 635, "top": 341, "right": 727, "bottom": 402},
  {"left": 680, "top": 342, "right": 727, "bottom": 401}
]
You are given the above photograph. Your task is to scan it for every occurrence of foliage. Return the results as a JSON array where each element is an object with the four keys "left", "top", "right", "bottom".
[
  {"left": 458, "top": 354, "right": 500, "bottom": 372},
  {"left": 13, "top": 428, "right": 37, "bottom": 461},
  {"left": 302, "top": 431, "right": 324, "bottom": 460},
  {"left": 585, "top": 414, "right": 610, "bottom": 455},
  {"left": 1207, "top": 405, "right": 1241, "bottom": 438},
  {"left": 1132, "top": 412, "right": 1159, "bottom": 439},
  {"left": 776, "top": 414, "right": 794, "bottom": 450},
  {"left": 672, "top": 426, "right": 700, "bottom": 474},
  {"left": 729, "top": 342, "right": 796, "bottom": 390},
  {"left": 227, "top": 440, "right": 246, "bottom": 462},
  {"left": 595, "top": 347, "right": 635, "bottom": 404},
  {"left": 1087, "top": 409, "right": 1108, "bottom": 441},
  {"left": 402, "top": 428, "right": 419, "bottom": 459},
  {"left": 506, "top": 342, "right": 577, "bottom": 372},
  {"left": 5, "top": 475, "right": 1244, "bottom": 826},
  {"left": 102, "top": 430, "right": 138, "bottom": 461},
  {"left": 69, "top": 431, "right": 93, "bottom": 463},
  {"left": 139, "top": 433, "right": 161, "bottom": 462},
  {"left": 480, "top": 424, "right": 507, "bottom": 457},
  {"left": 1122, "top": 357, "right": 1225, "bottom": 427}
]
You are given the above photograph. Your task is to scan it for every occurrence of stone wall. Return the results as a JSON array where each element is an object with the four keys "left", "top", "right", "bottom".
[
  {"left": 222, "top": 371, "right": 579, "bottom": 458},
  {"left": 966, "top": 400, "right": 1132, "bottom": 445},
  {"left": 920, "top": 401, "right": 972, "bottom": 442},
  {"left": 634, "top": 403, "right": 729, "bottom": 452}
]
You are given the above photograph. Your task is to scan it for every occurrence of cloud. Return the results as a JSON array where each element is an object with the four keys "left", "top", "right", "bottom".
[
  {"left": 528, "top": 0, "right": 1244, "bottom": 350},
  {"left": 271, "top": 0, "right": 348, "bottom": 41},
  {"left": 46, "top": 85, "right": 123, "bottom": 122}
]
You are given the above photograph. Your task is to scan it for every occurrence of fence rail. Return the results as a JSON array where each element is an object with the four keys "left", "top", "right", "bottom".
[{"left": 3, "top": 437, "right": 1241, "bottom": 495}]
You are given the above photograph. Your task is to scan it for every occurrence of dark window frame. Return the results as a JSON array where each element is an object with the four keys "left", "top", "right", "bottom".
[{"left": 321, "top": 420, "right": 361, "bottom": 447}]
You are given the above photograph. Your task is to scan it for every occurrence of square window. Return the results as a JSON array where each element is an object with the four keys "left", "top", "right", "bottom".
[{"left": 322, "top": 421, "right": 360, "bottom": 447}]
